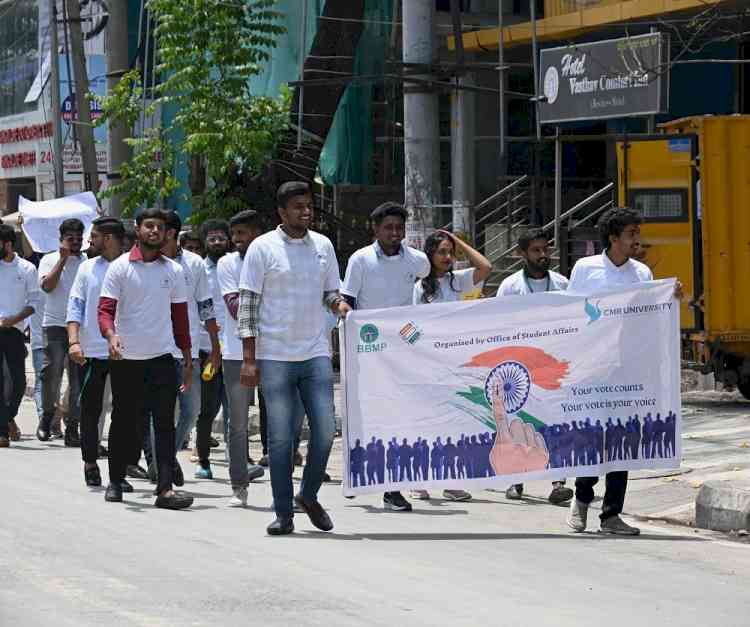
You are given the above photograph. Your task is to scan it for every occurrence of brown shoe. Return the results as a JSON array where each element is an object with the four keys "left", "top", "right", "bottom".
[
  {"left": 0, "top": 437, "right": 10, "bottom": 448},
  {"left": 8, "top": 421, "right": 20, "bottom": 442}
]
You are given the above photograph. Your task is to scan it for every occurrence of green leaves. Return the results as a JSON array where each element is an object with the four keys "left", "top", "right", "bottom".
[{"left": 96, "top": 0, "right": 289, "bottom": 216}]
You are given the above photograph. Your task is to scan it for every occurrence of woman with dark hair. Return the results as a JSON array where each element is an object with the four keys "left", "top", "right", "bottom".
[{"left": 411, "top": 230, "right": 491, "bottom": 501}]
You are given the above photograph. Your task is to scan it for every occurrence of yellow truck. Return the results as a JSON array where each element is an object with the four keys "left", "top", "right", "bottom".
[{"left": 616, "top": 115, "right": 750, "bottom": 397}]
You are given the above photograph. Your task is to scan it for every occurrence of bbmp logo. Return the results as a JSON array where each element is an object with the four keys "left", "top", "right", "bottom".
[{"left": 358, "top": 323, "right": 386, "bottom": 354}]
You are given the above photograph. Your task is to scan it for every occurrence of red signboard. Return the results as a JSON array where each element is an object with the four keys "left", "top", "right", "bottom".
[
  {"left": 0, "top": 123, "right": 54, "bottom": 145},
  {"left": 1, "top": 151, "right": 37, "bottom": 169}
]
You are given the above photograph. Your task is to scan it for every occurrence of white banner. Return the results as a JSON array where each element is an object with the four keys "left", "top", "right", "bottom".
[
  {"left": 340, "top": 280, "right": 681, "bottom": 496},
  {"left": 19, "top": 192, "right": 99, "bottom": 253}
]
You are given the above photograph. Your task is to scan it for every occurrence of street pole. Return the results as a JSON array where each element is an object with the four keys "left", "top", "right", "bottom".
[
  {"left": 65, "top": 0, "right": 99, "bottom": 192},
  {"left": 554, "top": 127, "right": 562, "bottom": 257},
  {"left": 296, "top": 0, "right": 308, "bottom": 151},
  {"left": 451, "top": 72, "right": 475, "bottom": 248},
  {"left": 530, "top": 0, "right": 540, "bottom": 224},
  {"left": 105, "top": 0, "right": 130, "bottom": 217},
  {"left": 498, "top": 0, "right": 506, "bottom": 178},
  {"left": 49, "top": 0, "right": 65, "bottom": 198},
  {"left": 403, "top": 0, "right": 441, "bottom": 250}
]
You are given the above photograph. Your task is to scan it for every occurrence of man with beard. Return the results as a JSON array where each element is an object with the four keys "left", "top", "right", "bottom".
[
  {"left": 495, "top": 228, "right": 574, "bottom": 505},
  {"left": 98, "top": 208, "right": 193, "bottom": 509},
  {"left": 194, "top": 219, "right": 231, "bottom": 479},
  {"left": 67, "top": 217, "right": 125, "bottom": 486},
  {"left": 37, "top": 219, "right": 87, "bottom": 445}
]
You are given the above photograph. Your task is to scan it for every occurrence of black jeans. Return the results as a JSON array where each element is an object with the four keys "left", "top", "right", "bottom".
[
  {"left": 575, "top": 471, "right": 628, "bottom": 521},
  {"left": 79, "top": 358, "right": 109, "bottom": 464},
  {"left": 196, "top": 350, "right": 224, "bottom": 467},
  {"left": 0, "top": 328, "right": 26, "bottom": 438},
  {"left": 109, "top": 355, "right": 177, "bottom": 494},
  {"left": 40, "top": 326, "right": 81, "bottom": 429}
]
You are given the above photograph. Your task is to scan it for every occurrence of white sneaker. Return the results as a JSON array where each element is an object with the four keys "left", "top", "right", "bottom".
[
  {"left": 600, "top": 515, "right": 640, "bottom": 536},
  {"left": 410, "top": 490, "right": 430, "bottom": 500},
  {"left": 443, "top": 489, "right": 472, "bottom": 502},
  {"left": 566, "top": 499, "right": 588, "bottom": 532},
  {"left": 228, "top": 487, "right": 248, "bottom": 507}
]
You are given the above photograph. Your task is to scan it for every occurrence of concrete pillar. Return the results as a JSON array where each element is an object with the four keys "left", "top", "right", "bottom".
[
  {"left": 451, "top": 73, "right": 476, "bottom": 244},
  {"left": 402, "top": 0, "right": 441, "bottom": 250}
]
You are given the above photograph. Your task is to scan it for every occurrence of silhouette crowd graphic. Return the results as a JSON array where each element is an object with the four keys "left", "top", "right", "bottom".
[{"left": 348, "top": 411, "right": 677, "bottom": 487}]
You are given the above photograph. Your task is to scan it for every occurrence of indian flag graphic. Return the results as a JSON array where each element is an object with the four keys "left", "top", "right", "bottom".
[{"left": 451, "top": 346, "right": 570, "bottom": 432}]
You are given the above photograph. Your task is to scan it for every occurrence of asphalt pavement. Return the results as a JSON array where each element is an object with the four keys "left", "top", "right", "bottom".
[{"left": 3, "top": 390, "right": 750, "bottom": 627}]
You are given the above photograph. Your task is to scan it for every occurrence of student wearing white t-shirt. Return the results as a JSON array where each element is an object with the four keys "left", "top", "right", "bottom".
[
  {"left": 0, "top": 224, "right": 39, "bottom": 448},
  {"left": 67, "top": 217, "right": 125, "bottom": 487},
  {"left": 495, "top": 228, "right": 574, "bottom": 506},
  {"left": 36, "top": 219, "right": 87, "bottom": 445},
  {"left": 98, "top": 208, "right": 194, "bottom": 510},
  {"left": 340, "top": 202, "right": 430, "bottom": 513},
  {"left": 566, "top": 207, "right": 682, "bottom": 536},
  {"left": 217, "top": 210, "right": 266, "bottom": 507},
  {"left": 411, "top": 230, "right": 491, "bottom": 502}
]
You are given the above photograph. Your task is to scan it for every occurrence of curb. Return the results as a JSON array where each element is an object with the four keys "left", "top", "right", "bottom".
[{"left": 695, "top": 480, "right": 750, "bottom": 532}]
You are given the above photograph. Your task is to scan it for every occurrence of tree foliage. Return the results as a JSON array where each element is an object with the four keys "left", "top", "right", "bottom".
[{"left": 93, "top": 0, "right": 290, "bottom": 217}]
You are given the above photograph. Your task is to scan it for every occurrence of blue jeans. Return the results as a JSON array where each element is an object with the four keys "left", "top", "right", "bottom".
[
  {"left": 259, "top": 356, "right": 335, "bottom": 518},
  {"left": 174, "top": 358, "right": 201, "bottom": 451},
  {"left": 32, "top": 348, "right": 44, "bottom": 420}
]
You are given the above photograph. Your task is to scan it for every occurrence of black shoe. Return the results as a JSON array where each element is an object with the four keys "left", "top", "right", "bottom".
[
  {"left": 549, "top": 484, "right": 574, "bottom": 505},
  {"left": 173, "top": 461, "right": 185, "bottom": 487},
  {"left": 147, "top": 461, "right": 158, "bottom": 484},
  {"left": 126, "top": 464, "right": 149, "bottom": 480},
  {"left": 383, "top": 491, "right": 412, "bottom": 512},
  {"left": 64, "top": 429, "right": 80, "bottom": 447},
  {"left": 84, "top": 465, "right": 102, "bottom": 487},
  {"left": 267, "top": 516, "right": 294, "bottom": 536},
  {"left": 51, "top": 427, "right": 63, "bottom": 439},
  {"left": 209, "top": 436, "right": 220, "bottom": 448},
  {"left": 259, "top": 454, "right": 269, "bottom": 467},
  {"left": 105, "top": 483, "right": 123, "bottom": 502},
  {"left": 36, "top": 422, "right": 51, "bottom": 442},
  {"left": 98, "top": 445, "right": 108, "bottom": 458},
  {"left": 155, "top": 491, "right": 193, "bottom": 510},
  {"left": 120, "top": 480, "right": 134, "bottom": 493},
  {"left": 293, "top": 494, "right": 333, "bottom": 532},
  {"left": 323, "top": 472, "right": 332, "bottom": 483}
]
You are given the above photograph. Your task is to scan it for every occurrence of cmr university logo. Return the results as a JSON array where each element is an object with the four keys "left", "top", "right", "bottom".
[{"left": 358, "top": 323, "right": 387, "bottom": 354}]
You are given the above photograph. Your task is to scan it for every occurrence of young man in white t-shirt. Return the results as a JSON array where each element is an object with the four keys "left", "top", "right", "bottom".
[
  {"left": 339, "top": 202, "right": 430, "bottom": 512},
  {"left": 217, "top": 210, "right": 266, "bottom": 507},
  {"left": 37, "top": 219, "right": 87, "bottom": 445},
  {"left": 238, "top": 182, "right": 342, "bottom": 536},
  {"left": 566, "top": 207, "right": 681, "bottom": 536},
  {"left": 0, "top": 224, "right": 39, "bottom": 448},
  {"left": 98, "top": 208, "right": 194, "bottom": 510},
  {"left": 495, "top": 228, "right": 574, "bottom": 506},
  {"left": 67, "top": 217, "right": 124, "bottom": 487}
]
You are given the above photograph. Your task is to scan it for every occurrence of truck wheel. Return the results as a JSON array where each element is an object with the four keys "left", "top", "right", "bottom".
[{"left": 738, "top": 379, "right": 750, "bottom": 400}]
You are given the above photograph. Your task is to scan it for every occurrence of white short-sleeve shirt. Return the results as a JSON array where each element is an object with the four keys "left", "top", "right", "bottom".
[
  {"left": 496, "top": 269, "right": 569, "bottom": 297},
  {"left": 239, "top": 226, "right": 341, "bottom": 362},
  {"left": 0, "top": 254, "right": 39, "bottom": 333},
  {"left": 100, "top": 251, "right": 188, "bottom": 360},
  {"left": 217, "top": 251, "right": 244, "bottom": 361},
  {"left": 412, "top": 268, "right": 482, "bottom": 305},
  {"left": 38, "top": 251, "right": 86, "bottom": 328},
  {"left": 199, "top": 256, "right": 226, "bottom": 353},
  {"left": 172, "top": 249, "right": 211, "bottom": 360},
  {"left": 568, "top": 251, "right": 653, "bottom": 292},
  {"left": 341, "top": 241, "right": 429, "bottom": 310},
  {"left": 66, "top": 256, "right": 111, "bottom": 359}
]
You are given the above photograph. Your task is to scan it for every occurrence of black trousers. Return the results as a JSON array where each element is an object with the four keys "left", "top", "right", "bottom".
[
  {"left": 196, "top": 350, "right": 224, "bottom": 467},
  {"left": 109, "top": 355, "right": 177, "bottom": 494},
  {"left": 79, "top": 358, "right": 109, "bottom": 463},
  {"left": 0, "top": 328, "right": 26, "bottom": 438},
  {"left": 575, "top": 471, "right": 628, "bottom": 521}
]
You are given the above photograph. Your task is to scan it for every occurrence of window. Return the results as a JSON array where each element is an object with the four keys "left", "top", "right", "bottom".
[
  {"left": 629, "top": 189, "right": 689, "bottom": 222},
  {"left": 0, "top": 0, "right": 39, "bottom": 118}
]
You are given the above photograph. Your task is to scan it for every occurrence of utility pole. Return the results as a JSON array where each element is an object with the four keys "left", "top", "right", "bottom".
[
  {"left": 498, "top": 0, "right": 506, "bottom": 178},
  {"left": 105, "top": 0, "right": 130, "bottom": 216},
  {"left": 65, "top": 0, "right": 99, "bottom": 192},
  {"left": 49, "top": 0, "right": 65, "bottom": 198},
  {"left": 451, "top": 72, "right": 475, "bottom": 246},
  {"left": 403, "top": 0, "right": 441, "bottom": 250}
]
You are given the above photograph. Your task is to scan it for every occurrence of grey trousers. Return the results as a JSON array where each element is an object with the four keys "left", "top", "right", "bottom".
[
  {"left": 222, "top": 360, "right": 254, "bottom": 489},
  {"left": 40, "top": 326, "right": 81, "bottom": 429}
]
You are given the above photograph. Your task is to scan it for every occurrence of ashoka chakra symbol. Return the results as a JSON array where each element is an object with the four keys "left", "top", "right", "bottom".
[{"left": 484, "top": 360, "right": 531, "bottom": 414}]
